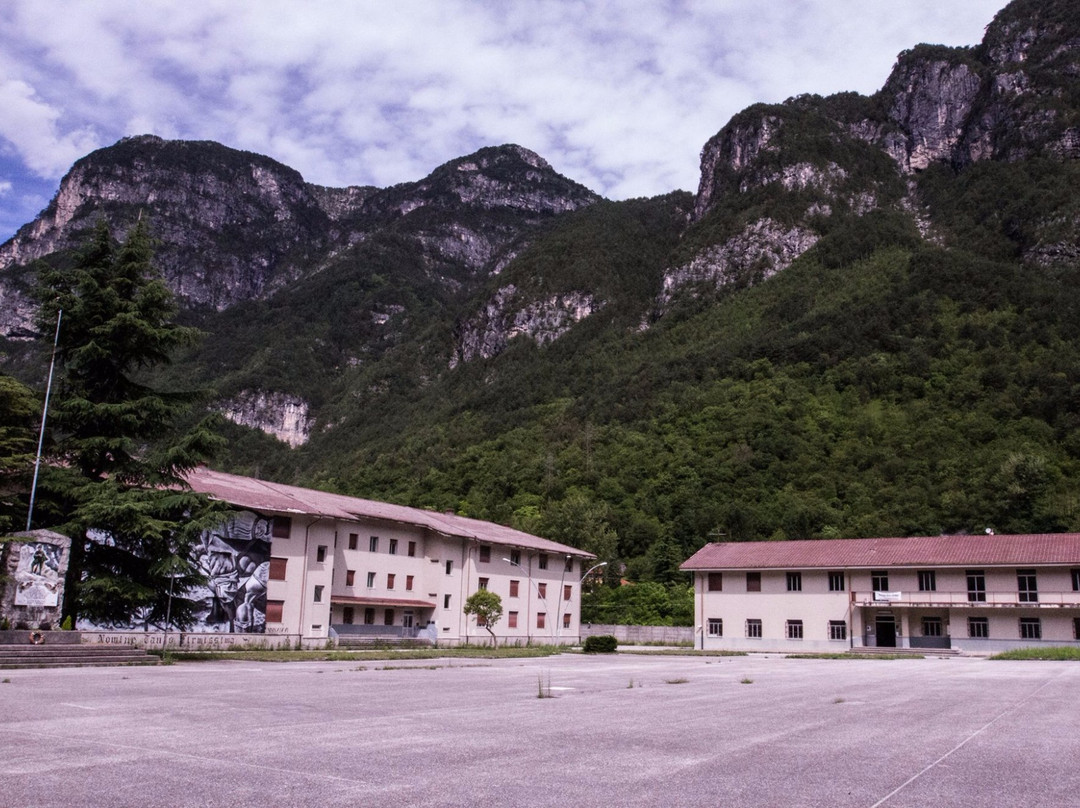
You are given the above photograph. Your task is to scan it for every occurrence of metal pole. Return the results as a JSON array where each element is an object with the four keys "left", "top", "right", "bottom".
[
  {"left": 27, "top": 309, "right": 62, "bottom": 532},
  {"left": 163, "top": 574, "right": 175, "bottom": 654}
]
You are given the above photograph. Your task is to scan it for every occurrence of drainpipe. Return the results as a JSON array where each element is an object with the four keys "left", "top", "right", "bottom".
[{"left": 297, "top": 516, "right": 324, "bottom": 647}]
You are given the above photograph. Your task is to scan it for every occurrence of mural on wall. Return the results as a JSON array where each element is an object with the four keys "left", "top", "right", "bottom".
[
  {"left": 13, "top": 542, "right": 64, "bottom": 607},
  {"left": 189, "top": 511, "right": 271, "bottom": 633}
]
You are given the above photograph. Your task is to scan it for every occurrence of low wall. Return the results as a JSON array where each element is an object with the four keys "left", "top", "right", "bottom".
[
  {"left": 580, "top": 624, "right": 693, "bottom": 645},
  {"left": 0, "top": 629, "right": 81, "bottom": 645},
  {"left": 80, "top": 631, "right": 311, "bottom": 650}
]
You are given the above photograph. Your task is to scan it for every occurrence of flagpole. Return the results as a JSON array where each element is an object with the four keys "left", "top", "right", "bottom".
[{"left": 26, "top": 308, "right": 62, "bottom": 531}]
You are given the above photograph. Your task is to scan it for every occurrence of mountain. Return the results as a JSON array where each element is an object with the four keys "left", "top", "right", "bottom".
[{"left": 2, "top": 0, "right": 1079, "bottom": 582}]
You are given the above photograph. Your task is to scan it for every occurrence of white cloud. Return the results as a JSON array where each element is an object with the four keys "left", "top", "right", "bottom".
[{"left": 0, "top": 0, "right": 1009, "bottom": 220}]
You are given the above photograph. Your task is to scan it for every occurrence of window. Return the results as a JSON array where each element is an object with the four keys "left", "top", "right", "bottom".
[
  {"left": 313, "top": 585, "right": 324, "bottom": 603},
  {"left": 269, "top": 557, "right": 287, "bottom": 581},
  {"left": 479, "top": 545, "right": 491, "bottom": 563},
  {"left": 384, "top": 609, "right": 394, "bottom": 626},
  {"left": 966, "top": 570, "right": 986, "bottom": 602},
  {"left": 872, "top": 571, "right": 889, "bottom": 591},
  {"left": 1019, "top": 617, "right": 1041, "bottom": 640},
  {"left": 476, "top": 612, "right": 488, "bottom": 627},
  {"left": 366, "top": 571, "right": 375, "bottom": 588},
  {"left": 508, "top": 611, "right": 518, "bottom": 629},
  {"left": 406, "top": 575, "right": 414, "bottom": 591},
  {"left": 707, "top": 618, "right": 723, "bottom": 637},
  {"left": 746, "top": 572, "right": 761, "bottom": 592},
  {"left": 786, "top": 620, "right": 803, "bottom": 640},
  {"left": 478, "top": 577, "right": 489, "bottom": 590},
  {"left": 786, "top": 572, "right": 802, "bottom": 592},
  {"left": 538, "top": 554, "right": 548, "bottom": 570},
  {"left": 510, "top": 549, "right": 521, "bottom": 566},
  {"left": 563, "top": 613, "right": 571, "bottom": 629},
  {"left": 388, "top": 538, "right": 398, "bottom": 555},
  {"left": 918, "top": 570, "right": 936, "bottom": 592},
  {"left": 828, "top": 571, "right": 845, "bottom": 592},
  {"left": 364, "top": 608, "right": 375, "bottom": 625},
  {"left": 1072, "top": 569, "right": 1080, "bottom": 591},
  {"left": 443, "top": 594, "right": 451, "bottom": 609},
  {"left": 707, "top": 572, "right": 723, "bottom": 591},
  {"left": 345, "top": 569, "right": 355, "bottom": 586},
  {"left": 1017, "top": 569, "right": 1038, "bottom": 603},
  {"left": 387, "top": 574, "right": 395, "bottom": 590},
  {"left": 348, "top": 533, "right": 358, "bottom": 550},
  {"left": 408, "top": 541, "right": 417, "bottom": 557},
  {"left": 565, "top": 557, "right": 574, "bottom": 573},
  {"left": 537, "top": 612, "right": 546, "bottom": 629},
  {"left": 343, "top": 606, "right": 354, "bottom": 624},
  {"left": 509, "top": 579, "right": 520, "bottom": 598},
  {"left": 564, "top": 584, "right": 572, "bottom": 601},
  {"left": 369, "top": 536, "right": 379, "bottom": 553},
  {"left": 537, "top": 583, "right": 547, "bottom": 599},
  {"left": 271, "top": 517, "right": 291, "bottom": 539},
  {"left": 445, "top": 560, "right": 453, "bottom": 575},
  {"left": 316, "top": 545, "right": 327, "bottom": 563},
  {"left": 828, "top": 620, "right": 847, "bottom": 641},
  {"left": 1074, "top": 618, "right": 1080, "bottom": 640},
  {"left": 266, "top": 600, "right": 284, "bottom": 622},
  {"left": 968, "top": 617, "right": 989, "bottom": 638},
  {"left": 922, "top": 617, "right": 943, "bottom": 637},
  {"left": 746, "top": 619, "right": 762, "bottom": 638}
]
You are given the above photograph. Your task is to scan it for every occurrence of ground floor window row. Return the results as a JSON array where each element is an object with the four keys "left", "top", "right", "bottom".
[
  {"left": 964, "top": 616, "right": 1080, "bottom": 640},
  {"left": 707, "top": 618, "right": 848, "bottom": 641}
]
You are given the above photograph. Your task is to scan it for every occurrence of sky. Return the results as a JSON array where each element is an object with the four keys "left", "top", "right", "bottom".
[{"left": 0, "top": 0, "right": 1010, "bottom": 243}]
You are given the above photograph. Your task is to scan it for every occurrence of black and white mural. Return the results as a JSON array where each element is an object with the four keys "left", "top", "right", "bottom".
[
  {"left": 13, "top": 541, "right": 64, "bottom": 607},
  {"left": 189, "top": 511, "right": 271, "bottom": 633}
]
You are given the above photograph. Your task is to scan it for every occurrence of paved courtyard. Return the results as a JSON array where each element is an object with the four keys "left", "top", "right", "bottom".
[{"left": 1, "top": 652, "right": 1077, "bottom": 807}]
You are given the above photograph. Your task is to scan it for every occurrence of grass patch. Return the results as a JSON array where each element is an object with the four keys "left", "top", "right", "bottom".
[
  {"left": 537, "top": 672, "right": 554, "bottom": 699},
  {"left": 740, "top": 677, "right": 754, "bottom": 684},
  {"left": 665, "top": 677, "right": 690, "bottom": 684},
  {"left": 167, "top": 645, "right": 565, "bottom": 663},
  {"left": 990, "top": 646, "right": 1080, "bottom": 661}
]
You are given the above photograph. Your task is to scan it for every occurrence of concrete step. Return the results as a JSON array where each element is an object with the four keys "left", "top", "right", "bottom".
[{"left": 0, "top": 645, "right": 159, "bottom": 669}]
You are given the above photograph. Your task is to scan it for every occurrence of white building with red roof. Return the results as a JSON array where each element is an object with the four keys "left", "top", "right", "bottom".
[
  {"left": 681, "top": 534, "right": 1080, "bottom": 653},
  {"left": 183, "top": 467, "right": 594, "bottom": 646}
]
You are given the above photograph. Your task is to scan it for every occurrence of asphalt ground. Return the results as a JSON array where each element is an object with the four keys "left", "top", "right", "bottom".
[{"left": 0, "top": 652, "right": 1077, "bottom": 808}]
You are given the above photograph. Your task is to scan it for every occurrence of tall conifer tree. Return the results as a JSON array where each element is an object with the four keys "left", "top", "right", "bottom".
[{"left": 34, "top": 219, "right": 224, "bottom": 627}]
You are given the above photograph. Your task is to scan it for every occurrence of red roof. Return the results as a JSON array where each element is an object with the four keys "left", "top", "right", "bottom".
[
  {"left": 184, "top": 467, "right": 594, "bottom": 559},
  {"left": 681, "top": 534, "right": 1080, "bottom": 571}
]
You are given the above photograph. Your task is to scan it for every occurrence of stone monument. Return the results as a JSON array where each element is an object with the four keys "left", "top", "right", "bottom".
[{"left": 1, "top": 529, "right": 72, "bottom": 632}]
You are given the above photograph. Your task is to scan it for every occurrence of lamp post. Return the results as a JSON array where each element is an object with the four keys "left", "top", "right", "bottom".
[{"left": 560, "top": 561, "right": 607, "bottom": 642}]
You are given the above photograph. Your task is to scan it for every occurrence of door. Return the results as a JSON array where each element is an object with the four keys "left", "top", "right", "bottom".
[{"left": 875, "top": 614, "right": 897, "bottom": 647}]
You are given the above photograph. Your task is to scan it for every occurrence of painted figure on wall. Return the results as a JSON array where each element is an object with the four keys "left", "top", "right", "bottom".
[
  {"left": 14, "top": 542, "right": 64, "bottom": 607},
  {"left": 190, "top": 512, "right": 271, "bottom": 633}
]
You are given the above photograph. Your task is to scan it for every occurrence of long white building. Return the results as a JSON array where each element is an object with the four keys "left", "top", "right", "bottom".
[
  {"left": 682, "top": 533, "right": 1080, "bottom": 653},
  {"left": 183, "top": 467, "right": 595, "bottom": 646}
]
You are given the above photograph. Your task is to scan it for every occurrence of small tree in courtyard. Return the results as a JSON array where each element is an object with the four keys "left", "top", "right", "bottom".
[{"left": 464, "top": 589, "right": 503, "bottom": 648}]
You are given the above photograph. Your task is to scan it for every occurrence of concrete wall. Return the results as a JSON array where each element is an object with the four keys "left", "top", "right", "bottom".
[{"left": 580, "top": 624, "right": 693, "bottom": 645}]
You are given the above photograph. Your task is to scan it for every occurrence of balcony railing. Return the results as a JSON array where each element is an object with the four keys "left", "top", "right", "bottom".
[{"left": 853, "top": 591, "right": 1080, "bottom": 608}]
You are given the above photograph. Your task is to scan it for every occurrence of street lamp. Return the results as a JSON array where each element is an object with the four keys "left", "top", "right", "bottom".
[{"left": 557, "top": 561, "right": 608, "bottom": 642}]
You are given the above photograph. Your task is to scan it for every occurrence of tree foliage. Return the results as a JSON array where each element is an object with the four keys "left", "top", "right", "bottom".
[
  {"left": 33, "top": 219, "right": 224, "bottom": 627},
  {"left": 0, "top": 374, "right": 38, "bottom": 533},
  {"left": 463, "top": 589, "right": 503, "bottom": 647}
]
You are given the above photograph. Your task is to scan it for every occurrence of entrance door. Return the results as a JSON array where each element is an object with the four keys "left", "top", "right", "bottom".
[
  {"left": 875, "top": 614, "right": 897, "bottom": 647},
  {"left": 402, "top": 611, "right": 414, "bottom": 629}
]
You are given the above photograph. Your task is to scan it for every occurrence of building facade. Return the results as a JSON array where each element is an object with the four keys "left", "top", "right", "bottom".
[
  {"left": 185, "top": 467, "right": 595, "bottom": 646},
  {"left": 681, "top": 534, "right": 1080, "bottom": 654}
]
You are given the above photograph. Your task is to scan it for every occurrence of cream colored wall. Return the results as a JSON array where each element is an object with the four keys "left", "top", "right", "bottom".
[
  {"left": 264, "top": 515, "right": 335, "bottom": 639},
  {"left": 697, "top": 570, "right": 852, "bottom": 652}
]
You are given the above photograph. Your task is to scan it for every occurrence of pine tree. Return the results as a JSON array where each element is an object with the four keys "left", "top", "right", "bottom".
[
  {"left": 34, "top": 219, "right": 225, "bottom": 627},
  {"left": 0, "top": 374, "right": 38, "bottom": 534}
]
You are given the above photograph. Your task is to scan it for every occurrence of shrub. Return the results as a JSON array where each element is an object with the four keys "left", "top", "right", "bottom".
[{"left": 583, "top": 635, "right": 618, "bottom": 654}]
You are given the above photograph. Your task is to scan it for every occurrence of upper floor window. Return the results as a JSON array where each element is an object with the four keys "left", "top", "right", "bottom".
[
  {"left": 538, "top": 554, "right": 548, "bottom": 570},
  {"left": 1017, "top": 569, "right": 1038, "bottom": 603},
  {"left": 967, "top": 570, "right": 986, "bottom": 602},
  {"left": 828, "top": 571, "right": 845, "bottom": 592},
  {"left": 479, "top": 545, "right": 491, "bottom": 563},
  {"left": 269, "top": 557, "right": 287, "bottom": 581},
  {"left": 509, "top": 549, "right": 521, "bottom": 566},
  {"left": 408, "top": 541, "right": 417, "bottom": 557},
  {"left": 445, "top": 560, "right": 453, "bottom": 575},
  {"left": 918, "top": 570, "right": 936, "bottom": 592},
  {"left": 348, "top": 533, "right": 358, "bottom": 550},
  {"left": 271, "top": 516, "right": 292, "bottom": 539},
  {"left": 316, "top": 545, "right": 327, "bottom": 563},
  {"left": 565, "top": 557, "right": 574, "bottom": 573},
  {"left": 537, "top": 582, "right": 547, "bottom": 599},
  {"left": 872, "top": 571, "right": 889, "bottom": 591},
  {"left": 509, "top": 579, "right": 520, "bottom": 597},
  {"left": 707, "top": 572, "right": 723, "bottom": 591},
  {"left": 1072, "top": 568, "right": 1080, "bottom": 591},
  {"left": 786, "top": 572, "right": 802, "bottom": 592},
  {"left": 389, "top": 538, "right": 398, "bottom": 555},
  {"left": 746, "top": 572, "right": 761, "bottom": 592},
  {"left": 478, "top": 577, "right": 489, "bottom": 590},
  {"left": 369, "top": 536, "right": 379, "bottom": 553}
]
